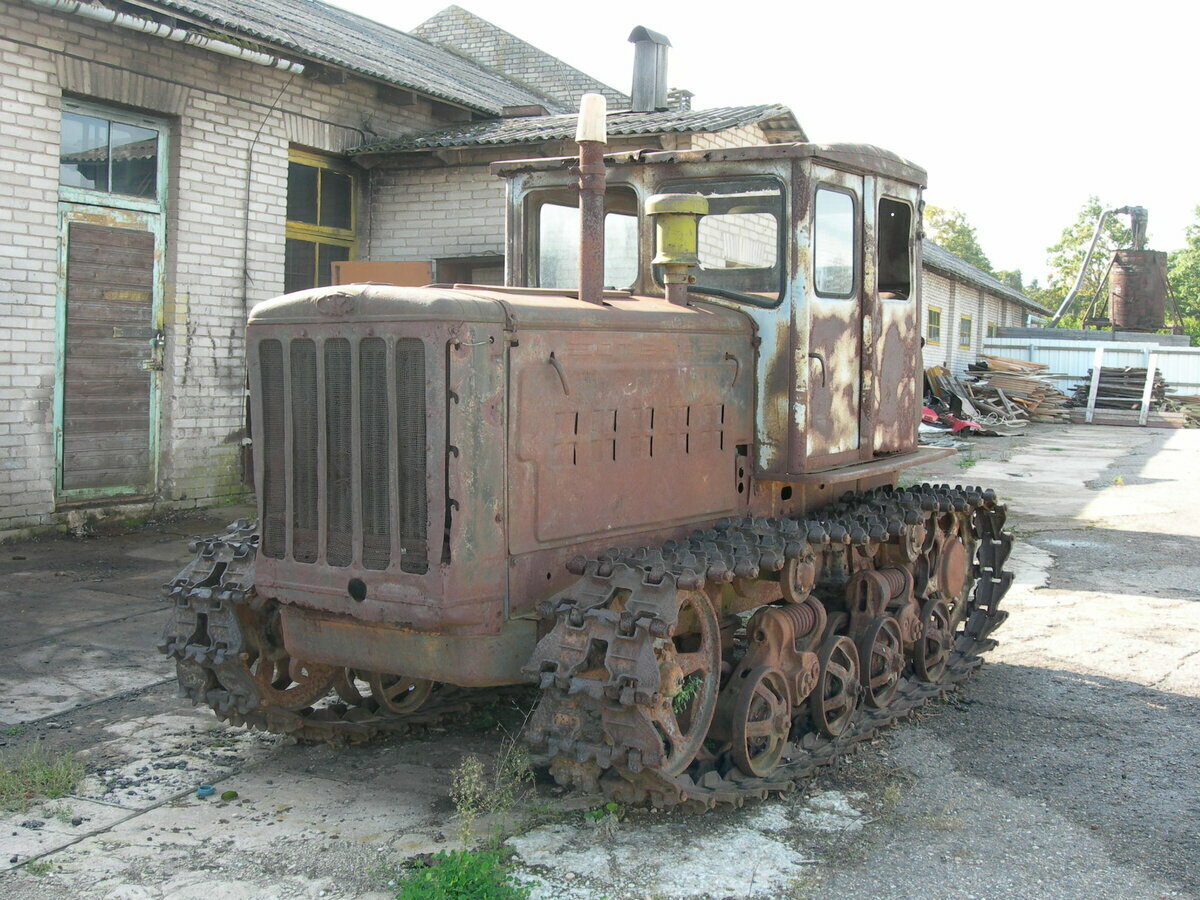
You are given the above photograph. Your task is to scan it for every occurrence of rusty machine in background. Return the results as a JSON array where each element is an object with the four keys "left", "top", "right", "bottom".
[
  {"left": 162, "top": 95, "right": 1014, "bottom": 807},
  {"left": 1048, "top": 205, "right": 1181, "bottom": 332}
]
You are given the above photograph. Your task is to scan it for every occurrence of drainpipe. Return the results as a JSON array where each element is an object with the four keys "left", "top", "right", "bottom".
[
  {"left": 576, "top": 93, "right": 607, "bottom": 306},
  {"left": 22, "top": 0, "right": 306, "bottom": 74}
]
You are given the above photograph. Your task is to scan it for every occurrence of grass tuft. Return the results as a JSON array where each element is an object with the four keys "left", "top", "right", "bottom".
[
  {"left": 0, "top": 741, "right": 84, "bottom": 812},
  {"left": 396, "top": 848, "right": 530, "bottom": 900}
]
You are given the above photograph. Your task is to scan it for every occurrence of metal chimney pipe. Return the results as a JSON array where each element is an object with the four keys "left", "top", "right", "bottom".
[
  {"left": 576, "top": 93, "right": 607, "bottom": 305},
  {"left": 628, "top": 26, "right": 671, "bottom": 112}
]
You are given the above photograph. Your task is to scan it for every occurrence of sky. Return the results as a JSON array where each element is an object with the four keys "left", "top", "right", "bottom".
[{"left": 327, "top": 0, "right": 1196, "bottom": 285}]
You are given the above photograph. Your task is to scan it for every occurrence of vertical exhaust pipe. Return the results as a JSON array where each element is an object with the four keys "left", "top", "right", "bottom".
[{"left": 576, "top": 93, "right": 607, "bottom": 305}]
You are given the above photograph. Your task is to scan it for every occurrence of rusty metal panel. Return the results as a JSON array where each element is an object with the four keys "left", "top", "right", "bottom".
[
  {"left": 507, "top": 325, "right": 753, "bottom": 556},
  {"left": 801, "top": 167, "right": 865, "bottom": 469},
  {"left": 61, "top": 221, "right": 154, "bottom": 491},
  {"left": 871, "top": 182, "right": 922, "bottom": 455}
]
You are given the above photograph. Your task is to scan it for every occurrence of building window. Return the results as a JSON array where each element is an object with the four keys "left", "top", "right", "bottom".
[
  {"left": 60, "top": 103, "right": 162, "bottom": 201},
  {"left": 286, "top": 150, "right": 356, "bottom": 293},
  {"left": 959, "top": 315, "right": 973, "bottom": 349},
  {"left": 986, "top": 321, "right": 998, "bottom": 338},
  {"left": 927, "top": 307, "right": 942, "bottom": 344}
]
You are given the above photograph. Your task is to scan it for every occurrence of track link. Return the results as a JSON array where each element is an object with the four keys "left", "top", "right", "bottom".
[
  {"left": 158, "top": 520, "right": 508, "bottom": 742},
  {"left": 524, "top": 483, "right": 1013, "bottom": 809}
]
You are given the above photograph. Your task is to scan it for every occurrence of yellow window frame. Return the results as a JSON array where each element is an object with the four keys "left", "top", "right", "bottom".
[
  {"left": 959, "top": 315, "right": 973, "bottom": 349},
  {"left": 927, "top": 306, "right": 942, "bottom": 345},
  {"left": 285, "top": 149, "right": 357, "bottom": 291}
]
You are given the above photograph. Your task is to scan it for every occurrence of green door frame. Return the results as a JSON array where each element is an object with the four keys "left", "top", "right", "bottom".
[{"left": 54, "top": 99, "right": 168, "bottom": 503}]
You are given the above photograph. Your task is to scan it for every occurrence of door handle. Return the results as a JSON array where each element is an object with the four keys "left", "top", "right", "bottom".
[{"left": 808, "top": 351, "right": 827, "bottom": 387}]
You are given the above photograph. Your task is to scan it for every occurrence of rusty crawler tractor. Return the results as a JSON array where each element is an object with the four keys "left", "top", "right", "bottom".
[{"left": 162, "top": 95, "right": 1013, "bottom": 807}]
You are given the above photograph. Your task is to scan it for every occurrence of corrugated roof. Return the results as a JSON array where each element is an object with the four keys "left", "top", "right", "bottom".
[
  {"left": 134, "top": 0, "right": 560, "bottom": 115},
  {"left": 350, "top": 104, "right": 804, "bottom": 154},
  {"left": 924, "top": 242, "right": 1050, "bottom": 314}
]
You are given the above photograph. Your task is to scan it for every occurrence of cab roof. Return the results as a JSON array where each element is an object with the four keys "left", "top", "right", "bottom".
[{"left": 490, "top": 142, "right": 927, "bottom": 187}]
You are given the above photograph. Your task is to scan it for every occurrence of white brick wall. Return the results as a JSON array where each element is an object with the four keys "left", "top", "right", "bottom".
[
  {"left": 920, "top": 267, "right": 1030, "bottom": 375},
  {"left": 0, "top": 0, "right": 445, "bottom": 532},
  {"left": 368, "top": 165, "right": 507, "bottom": 262}
]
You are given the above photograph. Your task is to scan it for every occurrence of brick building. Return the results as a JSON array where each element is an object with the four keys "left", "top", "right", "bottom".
[
  {"left": 921, "top": 243, "right": 1050, "bottom": 373},
  {"left": 0, "top": 0, "right": 1040, "bottom": 534},
  {"left": 0, "top": 0, "right": 567, "bottom": 534}
]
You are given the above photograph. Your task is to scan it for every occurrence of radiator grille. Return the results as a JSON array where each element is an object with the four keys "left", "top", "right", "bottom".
[
  {"left": 360, "top": 337, "right": 391, "bottom": 570},
  {"left": 290, "top": 340, "right": 319, "bottom": 563},
  {"left": 259, "top": 336, "right": 428, "bottom": 573},
  {"left": 325, "top": 339, "right": 353, "bottom": 567},
  {"left": 259, "top": 340, "right": 286, "bottom": 559}
]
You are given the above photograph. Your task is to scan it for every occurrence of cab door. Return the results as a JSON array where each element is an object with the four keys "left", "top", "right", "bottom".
[{"left": 804, "top": 167, "right": 865, "bottom": 469}]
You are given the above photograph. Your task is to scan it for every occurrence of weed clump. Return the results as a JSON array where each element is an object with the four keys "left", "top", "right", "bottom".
[
  {"left": 449, "top": 741, "right": 534, "bottom": 843},
  {"left": 0, "top": 741, "right": 84, "bottom": 812},
  {"left": 396, "top": 847, "right": 530, "bottom": 900}
]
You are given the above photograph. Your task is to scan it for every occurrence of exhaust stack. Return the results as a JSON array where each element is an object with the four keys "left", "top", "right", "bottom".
[{"left": 576, "top": 93, "right": 607, "bottom": 305}]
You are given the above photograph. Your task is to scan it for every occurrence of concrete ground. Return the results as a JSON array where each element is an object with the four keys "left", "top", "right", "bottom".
[{"left": 0, "top": 422, "right": 1197, "bottom": 899}]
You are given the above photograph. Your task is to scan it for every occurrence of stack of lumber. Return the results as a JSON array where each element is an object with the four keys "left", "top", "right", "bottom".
[
  {"left": 1165, "top": 395, "right": 1200, "bottom": 427},
  {"left": 1069, "top": 367, "right": 1169, "bottom": 410},
  {"left": 1067, "top": 366, "right": 1189, "bottom": 428},
  {"left": 961, "top": 355, "right": 1072, "bottom": 424}
]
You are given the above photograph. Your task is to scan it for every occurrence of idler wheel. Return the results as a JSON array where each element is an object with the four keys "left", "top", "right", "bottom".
[
  {"left": 651, "top": 590, "right": 721, "bottom": 776},
  {"left": 731, "top": 666, "right": 791, "bottom": 778},
  {"left": 366, "top": 672, "right": 435, "bottom": 715},
  {"left": 809, "top": 635, "right": 859, "bottom": 738},
  {"left": 247, "top": 649, "right": 337, "bottom": 711},
  {"left": 938, "top": 536, "right": 969, "bottom": 599},
  {"left": 856, "top": 616, "right": 904, "bottom": 709},
  {"left": 914, "top": 597, "right": 953, "bottom": 683}
]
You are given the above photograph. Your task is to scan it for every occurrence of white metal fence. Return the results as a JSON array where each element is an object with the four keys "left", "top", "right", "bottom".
[{"left": 983, "top": 338, "right": 1200, "bottom": 396}]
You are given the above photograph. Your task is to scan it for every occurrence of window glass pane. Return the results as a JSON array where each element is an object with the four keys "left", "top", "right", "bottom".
[
  {"left": 287, "top": 162, "right": 319, "bottom": 224},
  {"left": 60, "top": 112, "right": 109, "bottom": 191},
  {"left": 814, "top": 188, "right": 855, "bottom": 296},
  {"left": 285, "top": 238, "right": 316, "bottom": 293},
  {"left": 317, "top": 243, "right": 350, "bottom": 288},
  {"left": 537, "top": 202, "right": 577, "bottom": 288},
  {"left": 877, "top": 198, "right": 912, "bottom": 298},
  {"left": 604, "top": 212, "right": 637, "bottom": 289},
  {"left": 698, "top": 213, "right": 777, "bottom": 269},
  {"left": 320, "top": 169, "right": 353, "bottom": 230},
  {"left": 534, "top": 189, "right": 639, "bottom": 290},
  {"left": 661, "top": 178, "right": 783, "bottom": 300},
  {"left": 109, "top": 121, "right": 158, "bottom": 198}
]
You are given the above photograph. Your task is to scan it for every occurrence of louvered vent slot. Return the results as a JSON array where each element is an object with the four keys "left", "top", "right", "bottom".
[
  {"left": 360, "top": 337, "right": 391, "bottom": 570},
  {"left": 325, "top": 338, "right": 353, "bottom": 567},
  {"left": 259, "top": 339, "right": 286, "bottom": 559},
  {"left": 290, "top": 339, "right": 319, "bottom": 563},
  {"left": 396, "top": 338, "right": 428, "bottom": 574}
]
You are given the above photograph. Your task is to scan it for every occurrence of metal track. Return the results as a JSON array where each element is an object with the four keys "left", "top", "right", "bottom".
[
  {"left": 158, "top": 521, "right": 502, "bottom": 743},
  {"left": 524, "top": 483, "right": 1013, "bottom": 809}
]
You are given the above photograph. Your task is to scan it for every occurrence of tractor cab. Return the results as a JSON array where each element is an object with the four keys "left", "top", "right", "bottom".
[{"left": 493, "top": 141, "right": 932, "bottom": 493}]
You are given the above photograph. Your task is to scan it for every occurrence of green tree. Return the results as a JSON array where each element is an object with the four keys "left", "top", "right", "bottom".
[
  {"left": 1168, "top": 204, "right": 1200, "bottom": 344},
  {"left": 994, "top": 269, "right": 1024, "bottom": 292},
  {"left": 1041, "top": 196, "right": 1132, "bottom": 327},
  {"left": 923, "top": 206, "right": 993, "bottom": 274}
]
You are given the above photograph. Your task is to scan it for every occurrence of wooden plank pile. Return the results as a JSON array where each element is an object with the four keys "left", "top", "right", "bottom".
[
  {"left": 960, "top": 355, "right": 1071, "bottom": 424},
  {"left": 1066, "top": 366, "right": 1189, "bottom": 429},
  {"left": 1069, "top": 366, "right": 1168, "bottom": 410}
]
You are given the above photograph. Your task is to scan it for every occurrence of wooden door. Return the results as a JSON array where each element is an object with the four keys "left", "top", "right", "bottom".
[
  {"left": 57, "top": 206, "right": 160, "bottom": 497},
  {"left": 804, "top": 167, "right": 865, "bottom": 469}
]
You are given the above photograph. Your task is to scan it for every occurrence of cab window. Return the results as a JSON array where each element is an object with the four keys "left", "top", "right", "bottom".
[
  {"left": 877, "top": 198, "right": 913, "bottom": 299},
  {"left": 660, "top": 177, "right": 784, "bottom": 303},
  {"left": 813, "top": 187, "right": 856, "bottom": 298},
  {"left": 530, "top": 187, "right": 638, "bottom": 290}
]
